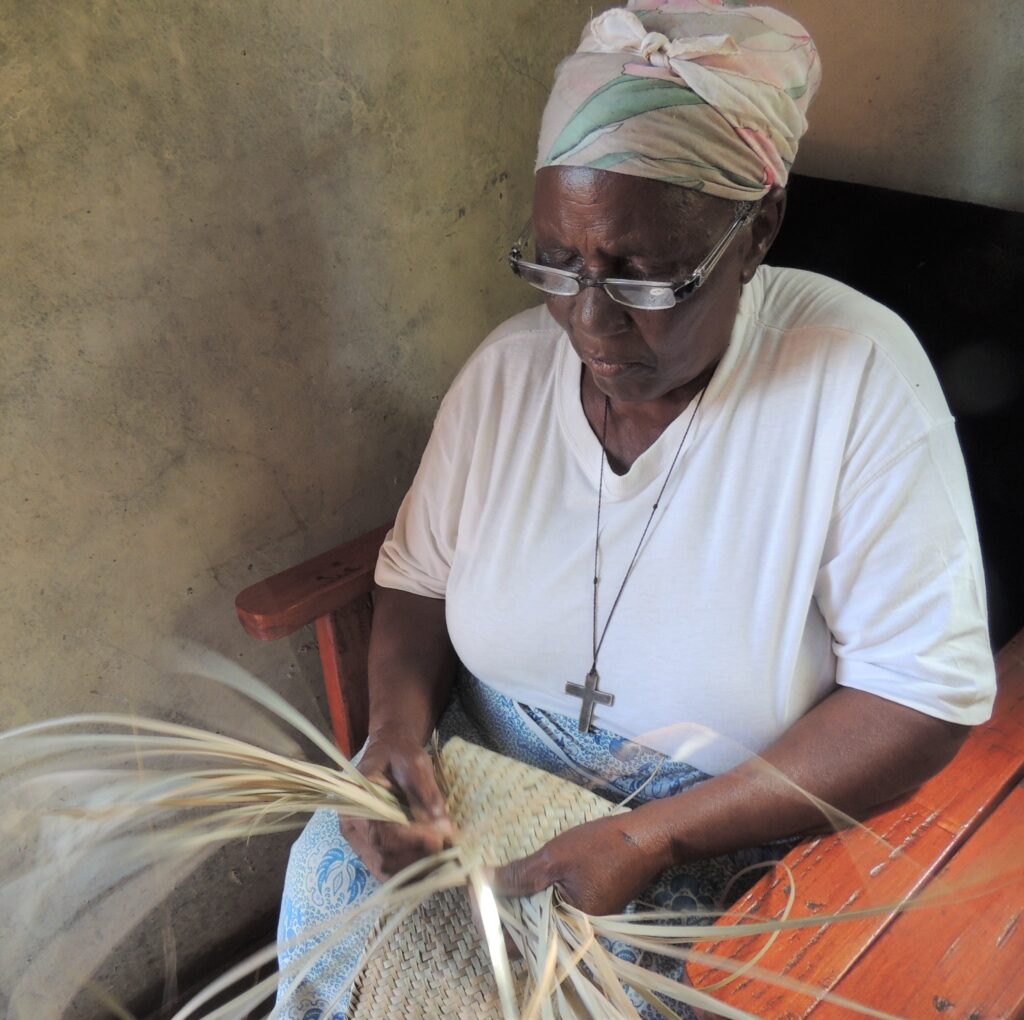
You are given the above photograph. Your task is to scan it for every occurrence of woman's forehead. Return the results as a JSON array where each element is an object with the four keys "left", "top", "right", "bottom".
[{"left": 532, "top": 166, "right": 728, "bottom": 250}]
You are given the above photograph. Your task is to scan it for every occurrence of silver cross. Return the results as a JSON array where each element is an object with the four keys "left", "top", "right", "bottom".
[{"left": 565, "top": 669, "right": 615, "bottom": 733}]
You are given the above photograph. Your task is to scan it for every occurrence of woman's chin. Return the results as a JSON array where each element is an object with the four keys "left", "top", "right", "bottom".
[{"left": 587, "top": 365, "right": 694, "bottom": 409}]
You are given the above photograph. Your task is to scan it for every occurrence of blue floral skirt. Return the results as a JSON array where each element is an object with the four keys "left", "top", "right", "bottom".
[{"left": 277, "top": 671, "right": 791, "bottom": 1019}]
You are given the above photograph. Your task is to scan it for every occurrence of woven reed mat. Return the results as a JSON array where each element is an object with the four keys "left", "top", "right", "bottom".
[{"left": 347, "top": 737, "right": 628, "bottom": 1019}]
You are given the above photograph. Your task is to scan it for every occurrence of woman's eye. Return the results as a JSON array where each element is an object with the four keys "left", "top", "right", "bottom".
[
  {"left": 538, "top": 249, "right": 580, "bottom": 270},
  {"left": 624, "top": 261, "right": 671, "bottom": 280}
]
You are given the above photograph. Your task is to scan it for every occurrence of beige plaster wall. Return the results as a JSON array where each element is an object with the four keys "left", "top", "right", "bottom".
[
  {"left": 0, "top": 2, "right": 610, "bottom": 1016},
  {"left": 784, "top": 0, "right": 1023, "bottom": 211}
]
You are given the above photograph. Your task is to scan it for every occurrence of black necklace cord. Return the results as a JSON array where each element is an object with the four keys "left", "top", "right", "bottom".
[{"left": 591, "top": 385, "right": 708, "bottom": 674}]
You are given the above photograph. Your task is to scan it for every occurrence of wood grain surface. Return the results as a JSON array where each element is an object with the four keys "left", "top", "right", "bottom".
[{"left": 688, "top": 633, "right": 1024, "bottom": 1018}]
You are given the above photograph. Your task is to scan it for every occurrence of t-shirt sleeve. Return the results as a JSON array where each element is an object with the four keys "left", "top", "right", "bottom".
[
  {"left": 373, "top": 376, "right": 472, "bottom": 599},
  {"left": 813, "top": 344, "right": 996, "bottom": 724},
  {"left": 373, "top": 306, "right": 552, "bottom": 601}
]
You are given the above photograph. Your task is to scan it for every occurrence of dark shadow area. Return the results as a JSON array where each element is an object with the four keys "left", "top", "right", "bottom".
[
  {"left": 131, "top": 905, "right": 277, "bottom": 1020},
  {"left": 771, "top": 174, "right": 1023, "bottom": 648}
]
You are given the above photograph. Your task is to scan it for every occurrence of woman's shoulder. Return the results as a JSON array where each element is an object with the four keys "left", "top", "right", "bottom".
[
  {"left": 752, "top": 265, "right": 913, "bottom": 343},
  {"left": 473, "top": 302, "right": 563, "bottom": 362},
  {"left": 749, "top": 265, "right": 951, "bottom": 426},
  {"left": 445, "top": 303, "right": 565, "bottom": 399}
]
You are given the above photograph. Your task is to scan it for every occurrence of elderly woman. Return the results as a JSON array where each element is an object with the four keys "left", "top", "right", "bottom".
[{"left": 277, "top": 3, "right": 995, "bottom": 1016}]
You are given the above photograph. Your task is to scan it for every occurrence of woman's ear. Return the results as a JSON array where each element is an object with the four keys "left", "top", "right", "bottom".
[{"left": 740, "top": 185, "right": 787, "bottom": 283}]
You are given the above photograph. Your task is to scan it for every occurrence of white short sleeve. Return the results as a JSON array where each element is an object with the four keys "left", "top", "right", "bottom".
[
  {"left": 374, "top": 386, "right": 466, "bottom": 599},
  {"left": 815, "top": 398, "right": 995, "bottom": 723}
]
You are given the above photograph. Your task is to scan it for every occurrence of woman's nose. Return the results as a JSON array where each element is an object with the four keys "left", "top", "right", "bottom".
[{"left": 570, "top": 280, "right": 631, "bottom": 336}]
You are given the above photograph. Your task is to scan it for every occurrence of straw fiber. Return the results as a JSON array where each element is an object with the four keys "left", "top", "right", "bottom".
[{"left": 347, "top": 737, "right": 628, "bottom": 1019}]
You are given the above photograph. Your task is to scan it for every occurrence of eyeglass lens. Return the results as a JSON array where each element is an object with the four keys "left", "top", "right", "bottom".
[
  {"left": 513, "top": 262, "right": 679, "bottom": 310},
  {"left": 602, "top": 279, "right": 676, "bottom": 310},
  {"left": 514, "top": 262, "right": 580, "bottom": 297}
]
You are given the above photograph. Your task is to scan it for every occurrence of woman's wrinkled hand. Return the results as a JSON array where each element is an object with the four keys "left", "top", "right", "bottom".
[
  {"left": 341, "top": 730, "right": 454, "bottom": 881},
  {"left": 491, "top": 811, "right": 674, "bottom": 916}
]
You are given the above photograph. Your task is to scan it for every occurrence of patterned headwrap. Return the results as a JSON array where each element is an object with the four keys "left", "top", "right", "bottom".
[{"left": 536, "top": 1, "right": 821, "bottom": 200}]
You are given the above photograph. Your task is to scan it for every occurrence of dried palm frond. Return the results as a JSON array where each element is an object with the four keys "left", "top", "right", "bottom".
[{"left": 0, "top": 650, "right": 1007, "bottom": 1020}]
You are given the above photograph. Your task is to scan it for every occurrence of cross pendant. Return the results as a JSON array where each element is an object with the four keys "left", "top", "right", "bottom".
[{"left": 565, "top": 668, "right": 615, "bottom": 733}]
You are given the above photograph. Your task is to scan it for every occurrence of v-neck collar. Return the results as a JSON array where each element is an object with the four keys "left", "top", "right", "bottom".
[{"left": 555, "top": 276, "right": 759, "bottom": 500}]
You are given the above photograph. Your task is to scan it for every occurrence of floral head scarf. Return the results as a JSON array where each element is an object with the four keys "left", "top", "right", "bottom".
[{"left": 536, "top": 1, "right": 821, "bottom": 200}]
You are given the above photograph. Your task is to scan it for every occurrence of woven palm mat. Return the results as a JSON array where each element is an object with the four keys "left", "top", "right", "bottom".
[{"left": 347, "top": 737, "right": 628, "bottom": 1019}]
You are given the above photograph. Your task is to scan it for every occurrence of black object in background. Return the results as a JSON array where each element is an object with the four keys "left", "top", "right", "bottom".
[{"left": 771, "top": 174, "right": 1023, "bottom": 648}]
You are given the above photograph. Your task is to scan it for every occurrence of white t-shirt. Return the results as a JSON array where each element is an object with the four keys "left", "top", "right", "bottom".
[{"left": 376, "top": 266, "right": 996, "bottom": 774}]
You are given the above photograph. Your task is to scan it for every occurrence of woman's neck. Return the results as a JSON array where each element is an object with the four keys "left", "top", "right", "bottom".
[{"left": 581, "top": 365, "right": 715, "bottom": 475}]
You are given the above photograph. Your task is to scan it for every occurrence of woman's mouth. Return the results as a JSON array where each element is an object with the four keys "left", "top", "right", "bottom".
[{"left": 587, "top": 356, "right": 639, "bottom": 377}]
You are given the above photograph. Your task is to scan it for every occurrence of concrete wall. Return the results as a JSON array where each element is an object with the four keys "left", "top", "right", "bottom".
[
  {"left": 784, "top": 0, "right": 1024, "bottom": 211},
  {"left": 0, "top": 2, "right": 611, "bottom": 1016},
  {"left": 1, "top": 0, "right": 1019, "bottom": 1016}
]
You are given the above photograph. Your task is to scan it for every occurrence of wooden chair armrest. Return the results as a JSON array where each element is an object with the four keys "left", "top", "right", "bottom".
[
  {"left": 235, "top": 522, "right": 393, "bottom": 641},
  {"left": 687, "top": 628, "right": 1024, "bottom": 1014}
]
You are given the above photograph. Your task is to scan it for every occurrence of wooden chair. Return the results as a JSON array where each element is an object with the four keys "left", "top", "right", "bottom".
[{"left": 236, "top": 528, "right": 1024, "bottom": 1018}]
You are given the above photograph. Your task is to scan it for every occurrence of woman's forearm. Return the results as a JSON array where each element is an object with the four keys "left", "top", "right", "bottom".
[
  {"left": 342, "top": 587, "right": 456, "bottom": 879},
  {"left": 366, "top": 586, "right": 456, "bottom": 746},
  {"left": 626, "top": 687, "right": 970, "bottom": 869}
]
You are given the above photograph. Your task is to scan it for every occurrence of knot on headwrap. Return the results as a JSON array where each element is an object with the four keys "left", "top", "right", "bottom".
[
  {"left": 590, "top": 10, "right": 741, "bottom": 67},
  {"left": 639, "top": 31, "right": 672, "bottom": 61},
  {"left": 536, "top": 1, "right": 821, "bottom": 200}
]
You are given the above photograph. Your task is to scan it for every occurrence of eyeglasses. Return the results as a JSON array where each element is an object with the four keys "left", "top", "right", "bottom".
[{"left": 507, "top": 202, "right": 756, "bottom": 311}]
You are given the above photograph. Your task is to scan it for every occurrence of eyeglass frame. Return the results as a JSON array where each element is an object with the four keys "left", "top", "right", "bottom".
[{"left": 507, "top": 200, "right": 758, "bottom": 311}]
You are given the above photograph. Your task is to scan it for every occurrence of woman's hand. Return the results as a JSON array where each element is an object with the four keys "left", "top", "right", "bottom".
[
  {"left": 341, "top": 729, "right": 454, "bottom": 881},
  {"left": 348, "top": 587, "right": 457, "bottom": 880},
  {"left": 491, "top": 811, "right": 674, "bottom": 916}
]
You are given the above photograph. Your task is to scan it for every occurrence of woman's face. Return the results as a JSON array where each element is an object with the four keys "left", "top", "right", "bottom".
[{"left": 532, "top": 166, "right": 776, "bottom": 409}]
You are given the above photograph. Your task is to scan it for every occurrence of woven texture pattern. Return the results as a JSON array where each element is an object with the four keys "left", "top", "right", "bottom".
[{"left": 348, "top": 737, "right": 627, "bottom": 1019}]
